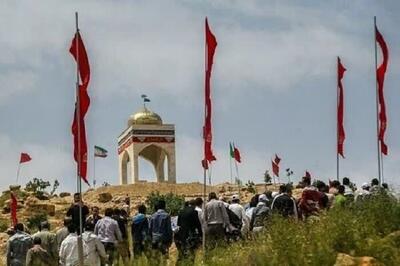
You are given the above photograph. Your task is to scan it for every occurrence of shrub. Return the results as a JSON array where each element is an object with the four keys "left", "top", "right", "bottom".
[
  {"left": 205, "top": 194, "right": 400, "bottom": 266},
  {"left": 145, "top": 191, "right": 185, "bottom": 216},
  {"left": 26, "top": 213, "right": 48, "bottom": 231},
  {"left": 0, "top": 218, "right": 9, "bottom": 232},
  {"left": 245, "top": 180, "right": 256, "bottom": 194}
]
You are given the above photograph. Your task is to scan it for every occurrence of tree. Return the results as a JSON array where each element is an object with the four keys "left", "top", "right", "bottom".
[
  {"left": 264, "top": 170, "right": 272, "bottom": 184},
  {"left": 25, "top": 178, "right": 51, "bottom": 194},
  {"left": 245, "top": 180, "right": 256, "bottom": 194},
  {"left": 286, "top": 168, "right": 294, "bottom": 184},
  {"left": 50, "top": 180, "right": 59, "bottom": 195},
  {"left": 146, "top": 191, "right": 185, "bottom": 216}
]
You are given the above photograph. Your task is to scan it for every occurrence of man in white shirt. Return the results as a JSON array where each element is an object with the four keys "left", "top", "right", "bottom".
[
  {"left": 94, "top": 208, "right": 122, "bottom": 266},
  {"left": 59, "top": 224, "right": 79, "bottom": 266},
  {"left": 229, "top": 195, "right": 249, "bottom": 234},
  {"left": 82, "top": 223, "right": 107, "bottom": 266}
]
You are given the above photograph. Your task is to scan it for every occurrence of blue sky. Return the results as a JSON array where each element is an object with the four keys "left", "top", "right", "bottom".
[{"left": 1, "top": 0, "right": 400, "bottom": 192}]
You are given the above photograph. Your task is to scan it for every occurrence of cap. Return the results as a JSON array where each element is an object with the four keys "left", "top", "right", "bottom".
[
  {"left": 361, "top": 182, "right": 370, "bottom": 189},
  {"left": 232, "top": 194, "right": 239, "bottom": 201},
  {"left": 259, "top": 194, "right": 268, "bottom": 202}
]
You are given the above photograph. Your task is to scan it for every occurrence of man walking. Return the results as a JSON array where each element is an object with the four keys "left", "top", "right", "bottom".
[
  {"left": 149, "top": 200, "right": 173, "bottom": 257},
  {"left": 94, "top": 208, "right": 122, "bottom": 266},
  {"left": 6, "top": 223, "right": 33, "bottom": 266},
  {"left": 204, "top": 192, "right": 230, "bottom": 248},
  {"left": 82, "top": 223, "right": 107, "bottom": 266},
  {"left": 32, "top": 221, "right": 58, "bottom": 265},
  {"left": 131, "top": 204, "right": 149, "bottom": 258},
  {"left": 66, "top": 193, "right": 89, "bottom": 234},
  {"left": 26, "top": 237, "right": 52, "bottom": 266},
  {"left": 175, "top": 200, "right": 202, "bottom": 265}
]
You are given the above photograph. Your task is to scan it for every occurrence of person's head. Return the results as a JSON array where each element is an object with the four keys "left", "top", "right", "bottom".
[
  {"left": 40, "top": 221, "right": 50, "bottom": 231},
  {"left": 189, "top": 199, "right": 196, "bottom": 207},
  {"left": 338, "top": 185, "right": 345, "bottom": 195},
  {"left": 85, "top": 222, "right": 95, "bottom": 232},
  {"left": 91, "top": 206, "right": 100, "bottom": 216},
  {"left": 265, "top": 191, "right": 273, "bottom": 200},
  {"left": 63, "top": 217, "right": 72, "bottom": 227},
  {"left": 184, "top": 201, "right": 189, "bottom": 207},
  {"left": 113, "top": 209, "right": 121, "bottom": 216},
  {"left": 315, "top": 180, "right": 327, "bottom": 192},
  {"left": 250, "top": 194, "right": 259, "bottom": 208},
  {"left": 105, "top": 208, "right": 114, "bottom": 217},
  {"left": 302, "top": 176, "right": 311, "bottom": 186},
  {"left": 138, "top": 204, "right": 146, "bottom": 214},
  {"left": 279, "top": 184, "right": 288, "bottom": 194},
  {"left": 195, "top": 197, "right": 203, "bottom": 207},
  {"left": 67, "top": 223, "right": 76, "bottom": 234},
  {"left": 208, "top": 192, "right": 217, "bottom": 201},
  {"left": 258, "top": 194, "right": 268, "bottom": 203},
  {"left": 33, "top": 236, "right": 42, "bottom": 245},
  {"left": 330, "top": 180, "right": 340, "bottom": 189},
  {"left": 343, "top": 177, "right": 350, "bottom": 186},
  {"left": 73, "top": 193, "right": 81, "bottom": 203},
  {"left": 361, "top": 182, "right": 370, "bottom": 191},
  {"left": 14, "top": 223, "right": 24, "bottom": 232},
  {"left": 371, "top": 178, "right": 379, "bottom": 186},
  {"left": 382, "top": 183, "right": 388, "bottom": 189},
  {"left": 231, "top": 194, "right": 240, "bottom": 203},
  {"left": 157, "top": 200, "right": 166, "bottom": 210}
]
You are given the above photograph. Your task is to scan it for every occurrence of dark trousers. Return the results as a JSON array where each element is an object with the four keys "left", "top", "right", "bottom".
[
  {"left": 205, "top": 224, "right": 225, "bottom": 249},
  {"left": 101, "top": 242, "right": 115, "bottom": 266}
]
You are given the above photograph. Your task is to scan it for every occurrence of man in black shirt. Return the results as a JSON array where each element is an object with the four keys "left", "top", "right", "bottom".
[
  {"left": 175, "top": 200, "right": 202, "bottom": 265},
  {"left": 66, "top": 193, "right": 89, "bottom": 234},
  {"left": 271, "top": 184, "right": 298, "bottom": 219}
]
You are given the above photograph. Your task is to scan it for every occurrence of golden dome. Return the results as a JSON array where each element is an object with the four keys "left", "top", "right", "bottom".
[{"left": 128, "top": 107, "right": 162, "bottom": 126}]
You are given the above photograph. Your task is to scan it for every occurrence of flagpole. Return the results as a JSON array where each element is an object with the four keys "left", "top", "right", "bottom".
[
  {"left": 93, "top": 151, "right": 96, "bottom": 189},
  {"left": 374, "top": 16, "right": 382, "bottom": 185},
  {"left": 229, "top": 146, "right": 233, "bottom": 184},
  {"left": 234, "top": 159, "right": 240, "bottom": 198},
  {"left": 16, "top": 163, "right": 21, "bottom": 184},
  {"left": 336, "top": 57, "right": 340, "bottom": 182},
  {"left": 74, "top": 11, "right": 85, "bottom": 266}
]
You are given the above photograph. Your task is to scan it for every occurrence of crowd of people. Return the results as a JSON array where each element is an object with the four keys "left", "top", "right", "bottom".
[{"left": 5, "top": 177, "right": 392, "bottom": 265}]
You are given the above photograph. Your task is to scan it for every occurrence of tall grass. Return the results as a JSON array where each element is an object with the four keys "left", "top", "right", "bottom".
[{"left": 205, "top": 194, "right": 400, "bottom": 266}]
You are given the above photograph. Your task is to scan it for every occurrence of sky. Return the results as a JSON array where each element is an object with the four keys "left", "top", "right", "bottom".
[{"left": 1, "top": 0, "right": 400, "bottom": 193}]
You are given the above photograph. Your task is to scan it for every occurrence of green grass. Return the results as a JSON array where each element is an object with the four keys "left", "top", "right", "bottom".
[{"left": 205, "top": 194, "right": 400, "bottom": 266}]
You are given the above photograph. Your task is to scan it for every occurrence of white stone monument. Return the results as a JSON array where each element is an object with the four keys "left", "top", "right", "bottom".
[{"left": 118, "top": 104, "right": 176, "bottom": 184}]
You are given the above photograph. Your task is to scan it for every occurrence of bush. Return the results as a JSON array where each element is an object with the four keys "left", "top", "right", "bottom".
[
  {"left": 245, "top": 180, "right": 256, "bottom": 194},
  {"left": 0, "top": 218, "right": 9, "bottom": 232},
  {"left": 26, "top": 213, "right": 48, "bottom": 231},
  {"left": 145, "top": 191, "right": 185, "bottom": 216},
  {"left": 205, "top": 194, "right": 400, "bottom": 266}
]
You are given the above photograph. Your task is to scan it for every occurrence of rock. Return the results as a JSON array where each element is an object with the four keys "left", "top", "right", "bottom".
[
  {"left": 98, "top": 192, "right": 112, "bottom": 203},
  {"left": 26, "top": 203, "right": 56, "bottom": 216},
  {"left": 59, "top": 192, "right": 71, "bottom": 198},
  {"left": 9, "top": 185, "right": 21, "bottom": 191},
  {"left": 35, "top": 192, "right": 50, "bottom": 200},
  {"left": 334, "top": 253, "right": 381, "bottom": 266}
]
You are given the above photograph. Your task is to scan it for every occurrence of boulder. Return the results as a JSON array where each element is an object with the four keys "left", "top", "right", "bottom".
[
  {"left": 334, "top": 253, "right": 381, "bottom": 266},
  {"left": 59, "top": 192, "right": 71, "bottom": 198},
  {"left": 98, "top": 192, "right": 112, "bottom": 203},
  {"left": 26, "top": 203, "right": 56, "bottom": 216}
]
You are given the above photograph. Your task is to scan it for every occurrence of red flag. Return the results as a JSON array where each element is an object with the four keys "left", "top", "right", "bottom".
[
  {"left": 233, "top": 146, "right": 241, "bottom": 163},
  {"left": 10, "top": 192, "right": 18, "bottom": 226},
  {"left": 272, "top": 161, "right": 279, "bottom": 177},
  {"left": 337, "top": 57, "right": 346, "bottom": 158},
  {"left": 70, "top": 31, "right": 91, "bottom": 184},
  {"left": 305, "top": 170, "right": 311, "bottom": 179},
  {"left": 19, "top": 153, "right": 31, "bottom": 164},
  {"left": 375, "top": 25, "right": 389, "bottom": 155},
  {"left": 203, "top": 17, "right": 217, "bottom": 167},
  {"left": 274, "top": 154, "right": 281, "bottom": 165}
]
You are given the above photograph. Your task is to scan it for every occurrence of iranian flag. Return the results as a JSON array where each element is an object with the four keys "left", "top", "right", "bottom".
[{"left": 94, "top": 146, "right": 108, "bottom": 158}]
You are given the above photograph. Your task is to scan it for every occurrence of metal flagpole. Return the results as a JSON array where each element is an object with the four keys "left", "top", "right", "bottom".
[
  {"left": 93, "top": 150, "right": 96, "bottom": 188},
  {"left": 74, "top": 12, "right": 85, "bottom": 266},
  {"left": 229, "top": 145, "right": 233, "bottom": 184},
  {"left": 374, "top": 16, "right": 382, "bottom": 184},
  {"left": 234, "top": 159, "right": 240, "bottom": 197},
  {"left": 202, "top": 166, "right": 207, "bottom": 257},
  {"left": 16, "top": 163, "right": 21, "bottom": 184},
  {"left": 336, "top": 57, "right": 340, "bottom": 182}
]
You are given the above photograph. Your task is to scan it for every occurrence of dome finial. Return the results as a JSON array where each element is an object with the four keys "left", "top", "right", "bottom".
[{"left": 141, "top": 94, "right": 151, "bottom": 109}]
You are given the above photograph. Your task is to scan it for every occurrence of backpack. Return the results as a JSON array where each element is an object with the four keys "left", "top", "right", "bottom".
[{"left": 226, "top": 207, "right": 242, "bottom": 229}]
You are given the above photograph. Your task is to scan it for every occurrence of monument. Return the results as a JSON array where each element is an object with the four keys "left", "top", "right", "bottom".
[{"left": 118, "top": 98, "right": 176, "bottom": 184}]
